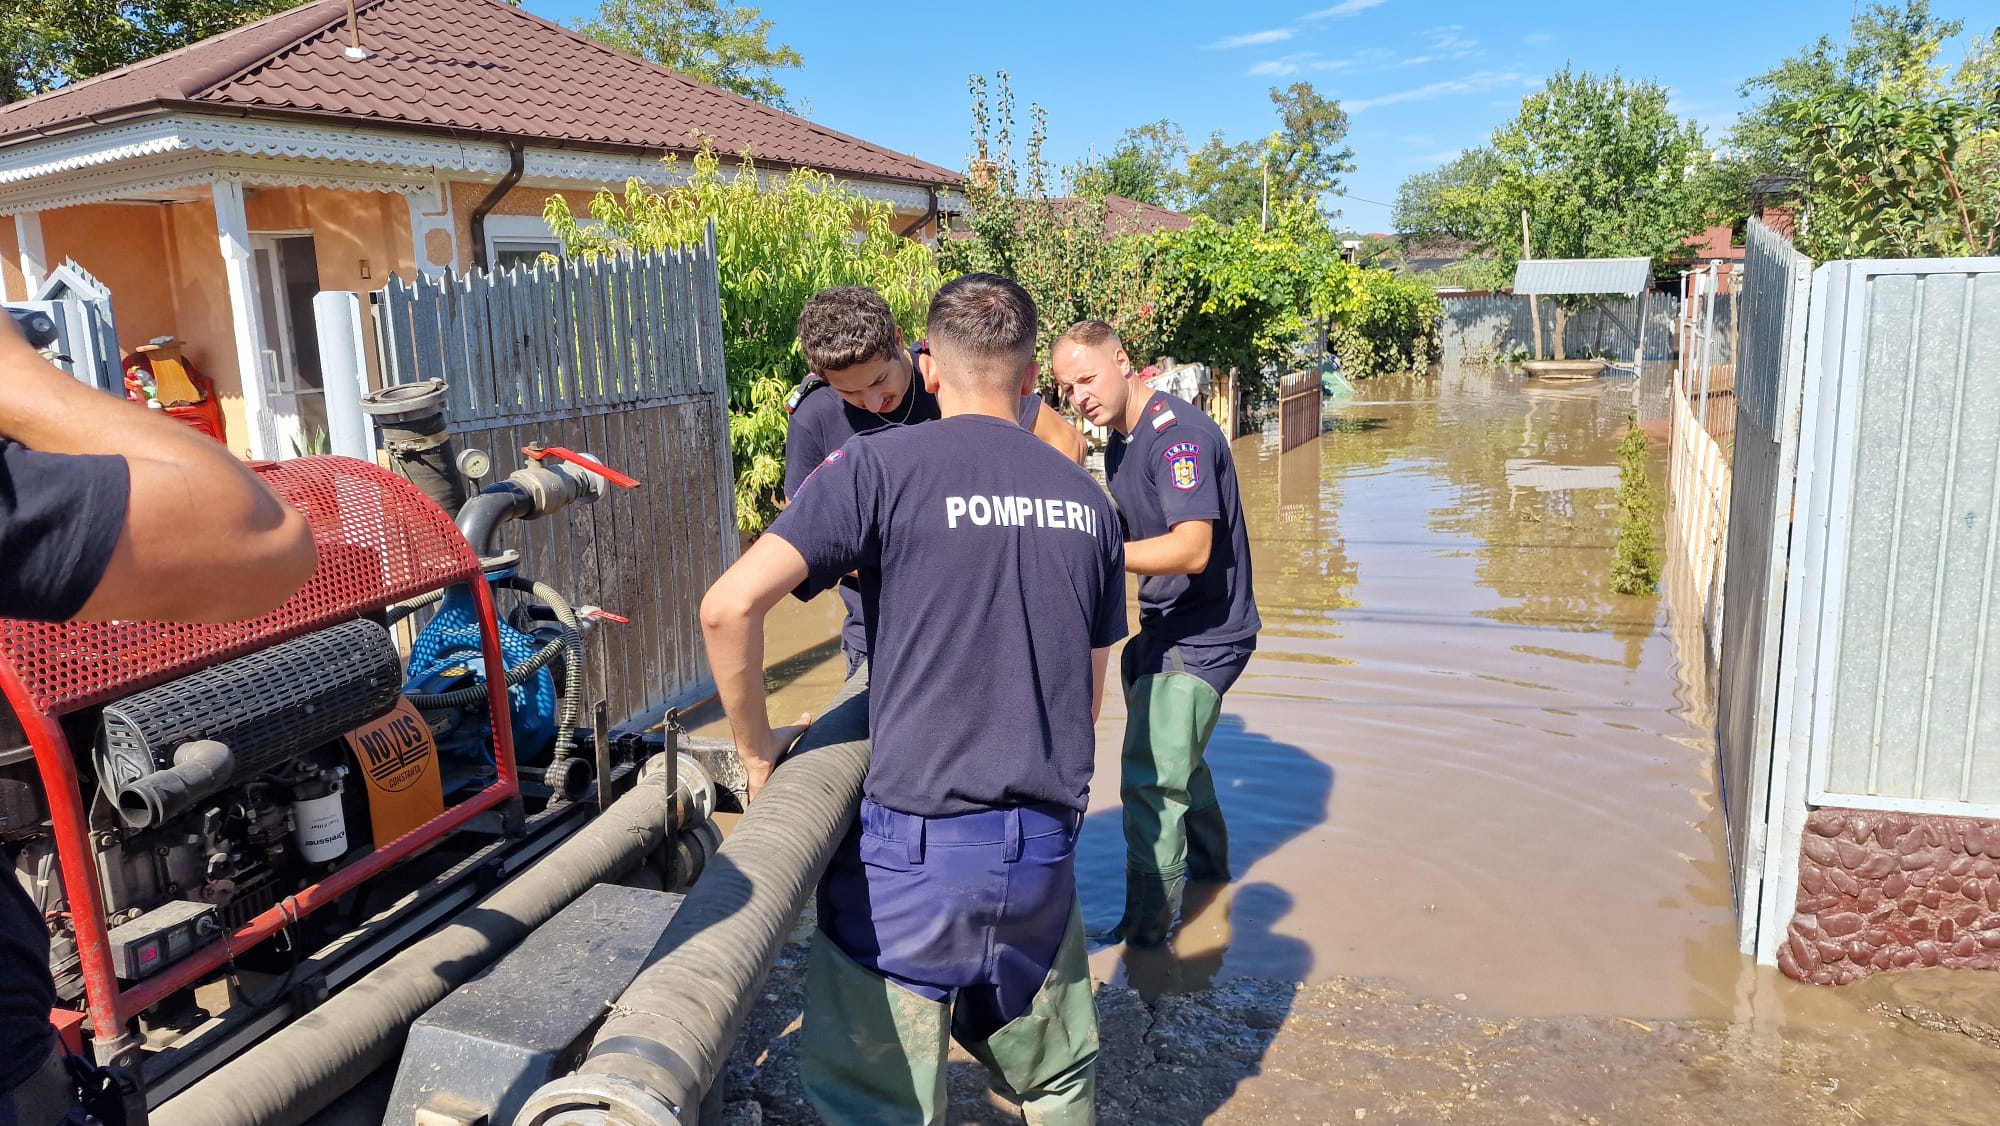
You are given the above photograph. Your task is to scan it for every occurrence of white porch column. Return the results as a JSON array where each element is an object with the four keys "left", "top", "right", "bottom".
[
  {"left": 14, "top": 211, "right": 46, "bottom": 297},
  {"left": 213, "top": 179, "right": 276, "bottom": 460}
]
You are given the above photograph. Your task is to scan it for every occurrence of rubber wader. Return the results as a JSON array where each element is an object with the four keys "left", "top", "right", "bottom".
[
  {"left": 800, "top": 903, "right": 1098, "bottom": 1125},
  {"left": 1116, "top": 648, "right": 1226, "bottom": 947}
]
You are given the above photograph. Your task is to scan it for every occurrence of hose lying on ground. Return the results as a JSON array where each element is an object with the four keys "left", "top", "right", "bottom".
[
  {"left": 516, "top": 668, "right": 873, "bottom": 1126},
  {"left": 150, "top": 755, "right": 681, "bottom": 1126}
]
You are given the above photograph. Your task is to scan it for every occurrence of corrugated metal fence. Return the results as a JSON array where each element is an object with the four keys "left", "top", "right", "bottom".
[
  {"left": 1798, "top": 261, "right": 2000, "bottom": 809},
  {"left": 1713, "top": 221, "right": 1813, "bottom": 947},
  {"left": 374, "top": 230, "right": 738, "bottom": 729}
]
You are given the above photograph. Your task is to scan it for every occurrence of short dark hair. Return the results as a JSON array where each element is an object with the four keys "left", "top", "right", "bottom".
[
  {"left": 797, "top": 286, "right": 900, "bottom": 373},
  {"left": 1055, "top": 319, "right": 1121, "bottom": 352},
  {"left": 926, "top": 274, "right": 1038, "bottom": 380}
]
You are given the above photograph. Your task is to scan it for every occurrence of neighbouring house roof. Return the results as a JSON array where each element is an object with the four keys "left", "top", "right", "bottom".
[
  {"left": 0, "top": 0, "right": 959, "bottom": 188},
  {"left": 1512, "top": 257, "right": 1653, "bottom": 297},
  {"left": 1097, "top": 195, "right": 1195, "bottom": 236}
]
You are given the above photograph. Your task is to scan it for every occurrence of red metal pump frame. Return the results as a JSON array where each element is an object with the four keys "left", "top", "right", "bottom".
[{"left": 0, "top": 457, "right": 517, "bottom": 1056}]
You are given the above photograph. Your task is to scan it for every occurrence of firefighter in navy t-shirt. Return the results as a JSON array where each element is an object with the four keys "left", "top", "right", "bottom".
[
  {"left": 785, "top": 286, "right": 1088, "bottom": 674},
  {"left": 702, "top": 276, "right": 1124, "bottom": 1123},
  {"left": 0, "top": 322, "right": 315, "bottom": 1125},
  {"left": 1053, "top": 320, "right": 1262, "bottom": 948}
]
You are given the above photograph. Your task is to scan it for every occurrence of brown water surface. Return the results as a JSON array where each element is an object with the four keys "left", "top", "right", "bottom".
[{"left": 705, "top": 370, "right": 2000, "bottom": 1054}]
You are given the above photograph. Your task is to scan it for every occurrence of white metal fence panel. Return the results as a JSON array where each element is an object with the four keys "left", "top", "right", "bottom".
[{"left": 1715, "top": 220, "right": 1814, "bottom": 950}]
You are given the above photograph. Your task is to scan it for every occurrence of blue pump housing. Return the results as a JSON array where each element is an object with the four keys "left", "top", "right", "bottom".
[{"left": 405, "top": 578, "right": 557, "bottom": 790}]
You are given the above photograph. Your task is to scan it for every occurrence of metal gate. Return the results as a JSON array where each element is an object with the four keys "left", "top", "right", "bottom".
[
  {"left": 1714, "top": 220, "right": 1814, "bottom": 949},
  {"left": 375, "top": 229, "right": 738, "bottom": 728}
]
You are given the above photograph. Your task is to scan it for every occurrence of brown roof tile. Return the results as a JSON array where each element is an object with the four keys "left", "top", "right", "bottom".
[{"left": 0, "top": 0, "right": 959, "bottom": 187}]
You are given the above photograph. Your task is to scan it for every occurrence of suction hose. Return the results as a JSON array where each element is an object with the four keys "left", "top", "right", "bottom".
[
  {"left": 516, "top": 667, "right": 872, "bottom": 1126},
  {"left": 150, "top": 754, "right": 684, "bottom": 1126},
  {"left": 359, "top": 380, "right": 467, "bottom": 515}
]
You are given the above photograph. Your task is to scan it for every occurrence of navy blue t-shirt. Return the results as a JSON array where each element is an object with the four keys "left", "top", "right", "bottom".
[
  {"left": 770, "top": 414, "right": 1126, "bottom": 816},
  {"left": 782, "top": 354, "right": 1049, "bottom": 670},
  {"left": 1104, "top": 390, "right": 1260, "bottom": 648},
  {"left": 0, "top": 441, "right": 130, "bottom": 1092}
]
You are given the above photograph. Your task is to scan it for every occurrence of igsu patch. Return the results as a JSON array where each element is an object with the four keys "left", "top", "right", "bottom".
[{"left": 1163, "top": 441, "right": 1201, "bottom": 491}]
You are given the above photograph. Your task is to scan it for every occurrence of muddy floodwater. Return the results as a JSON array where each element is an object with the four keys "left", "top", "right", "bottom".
[{"left": 706, "top": 369, "right": 2000, "bottom": 1121}]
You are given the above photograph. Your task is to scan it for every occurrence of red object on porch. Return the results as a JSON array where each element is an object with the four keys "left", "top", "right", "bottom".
[
  {"left": 123, "top": 341, "right": 227, "bottom": 446},
  {"left": 0, "top": 457, "right": 516, "bottom": 1057}
]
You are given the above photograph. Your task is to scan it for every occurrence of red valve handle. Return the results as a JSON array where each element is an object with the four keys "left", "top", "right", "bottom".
[{"left": 521, "top": 445, "right": 641, "bottom": 489}]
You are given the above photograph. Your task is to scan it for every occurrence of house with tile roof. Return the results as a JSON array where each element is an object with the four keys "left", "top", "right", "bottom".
[{"left": 0, "top": 0, "right": 962, "bottom": 458}]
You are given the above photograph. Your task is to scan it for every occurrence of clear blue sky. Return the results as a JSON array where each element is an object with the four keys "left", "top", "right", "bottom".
[{"left": 525, "top": 0, "right": 1995, "bottom": 234}]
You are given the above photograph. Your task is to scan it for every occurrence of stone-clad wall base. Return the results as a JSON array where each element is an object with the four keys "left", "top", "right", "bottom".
[{"left": 1782, "top": 807, "right": 2000, "bottom": 985}]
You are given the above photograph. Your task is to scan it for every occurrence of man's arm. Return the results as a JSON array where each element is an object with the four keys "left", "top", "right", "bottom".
[
  {"left": 1123, "top": 520, "right": 1212, "bottom": 577},
  {"left": 699, "top": 533, "right": 814, "bottom": 799},
  {"left": 1032, "top": 402, "right": 1088, "bottom": 466},
  {"left": 1091, "top": 646, "right": 1111, "bottom": 722},
  {"left": 0, "top": 329, "right": 315, "bottom": 622}
]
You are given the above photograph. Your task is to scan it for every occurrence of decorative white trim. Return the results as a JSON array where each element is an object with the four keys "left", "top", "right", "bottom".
[
  {"left": 405, "top": 179, "right": 458, "bottom": 277},
  {"left": 0, "top": 114, "right": 954, "bottom": 214}
]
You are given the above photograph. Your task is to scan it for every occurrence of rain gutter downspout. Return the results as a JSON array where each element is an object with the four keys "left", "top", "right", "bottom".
[
  {"left": 470, "top": 140, "right": 525, "bottom": 272},
  {"left": 898, "top": 185, "right": 939, "bottom": 240}
]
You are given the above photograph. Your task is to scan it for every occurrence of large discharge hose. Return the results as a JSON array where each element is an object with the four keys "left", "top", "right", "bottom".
[
  {"left": 151, "top": 756, "right": 684, "bottom": 1126},
  {"left": 516, "top": 669, "right": 873, "bottom": 1126}
]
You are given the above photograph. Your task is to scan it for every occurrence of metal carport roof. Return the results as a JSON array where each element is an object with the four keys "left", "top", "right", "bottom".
[{"left": 1512, "top": 258, "right": 1653, "bottom": 296}]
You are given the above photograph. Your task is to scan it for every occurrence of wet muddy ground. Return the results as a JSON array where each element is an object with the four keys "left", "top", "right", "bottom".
[{"left": 703, "top": 370, "right": 2000, "bottom": 1122}]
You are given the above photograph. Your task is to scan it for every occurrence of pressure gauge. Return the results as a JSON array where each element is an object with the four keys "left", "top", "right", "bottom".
[{"left": 457, "top": 447, "right": 493, "bottom": 481}]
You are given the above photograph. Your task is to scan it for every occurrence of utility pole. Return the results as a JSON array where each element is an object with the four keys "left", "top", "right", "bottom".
[{"left": 1522, "top": 208, "right": 1543, "bottom": 362}]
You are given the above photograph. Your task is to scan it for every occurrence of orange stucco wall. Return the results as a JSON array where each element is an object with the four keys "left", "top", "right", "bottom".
[
  {"left": 447, "top": 181, "right": 602, "bottom": 264},
  {"left": 21, "top": 187, "right": 417, "bottom": 456},
  {"left": 40, "top": 204, "right": 181, "bottom": 345},
  {"left": 0, "top": 221, "right": 20, "bottom": 302}
]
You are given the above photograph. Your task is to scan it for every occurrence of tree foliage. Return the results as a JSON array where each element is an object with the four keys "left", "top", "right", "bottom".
[
  {"left": 1729, "top": 3, "right": 1998, "bottom": 258},
  {"left": 1183, "top": 82, "right": 1355, "bottom": 225},
  {"left": 1329, "top": 270, "right": 1442, "bottom": 380},
  {"left": 2, "top": 0, "right": 307, "bottom": 101},
  {"left": 545, "top": 149, "right": 940, "bottom": 531},
  {"left": 1075, "top": 120, "right": 1189, "bottom": 207},
  {"left": 574, "top": 0, "right": 802, "bottom": 109},
  {"left": 1487, "top": 69, "right": 1708, "bottom": 269},
  {"left": 941, "top": 73, "right": 1176, "bottom": 368},
  {"left": 1391, "top": 148, "right": 1501, "bottom": 241}
]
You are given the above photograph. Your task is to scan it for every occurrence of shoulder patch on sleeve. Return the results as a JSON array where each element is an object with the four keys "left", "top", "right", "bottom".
[
  {"left": 1150, "top": 406, "right": 1177, "bottom": 431},
  {"left": 1163, "top": 441, "right": 1201, "bottom": 491},
  {"left": 786, "top": 374, "right": 827, "bottom": 415},
  {"left": 797, "top": 447, "right": 845, "bottom": 492}
]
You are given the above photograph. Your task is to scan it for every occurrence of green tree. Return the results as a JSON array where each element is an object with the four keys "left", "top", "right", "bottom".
[
  {"left": 1183, "top": 82, "right": 1355, "bottom": 225},
  {"left": 942, "top": 73, "right": 1176, "bottom": 368},
  {"left": 3, "top": 0, "right": 307, "bottom": 101},
  {"left": 1732, "top": 1, "right": 1967, "bottom": 176},
  {"left": 1392, "top": 148, "right": 1501, "bottom": 240},
  {"left": 1488, "top": 69, "right": 1707, "bottom": 269},
  {"left": 574, "top": 0, "right": 802, "bottom": 109},
  {"left": 545, "top": 148, "right": 941, "bottom": 531},
  {"left": 1076, "top": 119, "right": 1188, "bottom": 207},
  {"left": 1724, "top": 3, "right": 1998, "bottom": 258}
]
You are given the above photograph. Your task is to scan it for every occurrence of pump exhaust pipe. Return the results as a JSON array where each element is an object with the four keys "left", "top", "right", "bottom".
[{"left": 516, "top": 669, "right": 872, "bottom": 1126}]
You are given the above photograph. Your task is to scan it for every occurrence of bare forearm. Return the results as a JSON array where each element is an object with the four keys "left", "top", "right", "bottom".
[
  {"left": 1124, "top": 529, "right": 1209, "bottom": 576},
  {"left": 2, "top": 333, "right": 315, "bottom": 621}
]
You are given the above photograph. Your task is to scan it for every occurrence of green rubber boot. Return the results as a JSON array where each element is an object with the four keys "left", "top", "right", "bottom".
[
  {"left": 1117, "top": 668, "right": 1223, "bottom": 945},
  {"left": 960, "top": 903, "right": 1099, "bottom": 1125},
  {"left": 799, "top": 933, "right": 950, "bottom": 1125},
  {"left": 1185, "top": 764, "right": 1231, "bottom": 883}
]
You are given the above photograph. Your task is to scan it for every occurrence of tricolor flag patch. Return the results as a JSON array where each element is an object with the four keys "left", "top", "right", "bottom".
[{"left": 1150, "top": 409, "right": 1177, "bottom": 431}]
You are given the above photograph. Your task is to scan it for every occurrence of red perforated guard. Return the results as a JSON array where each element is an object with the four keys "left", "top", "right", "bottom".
[{"left": 0, "top": 456, "right": 481, "bottom": 716}]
